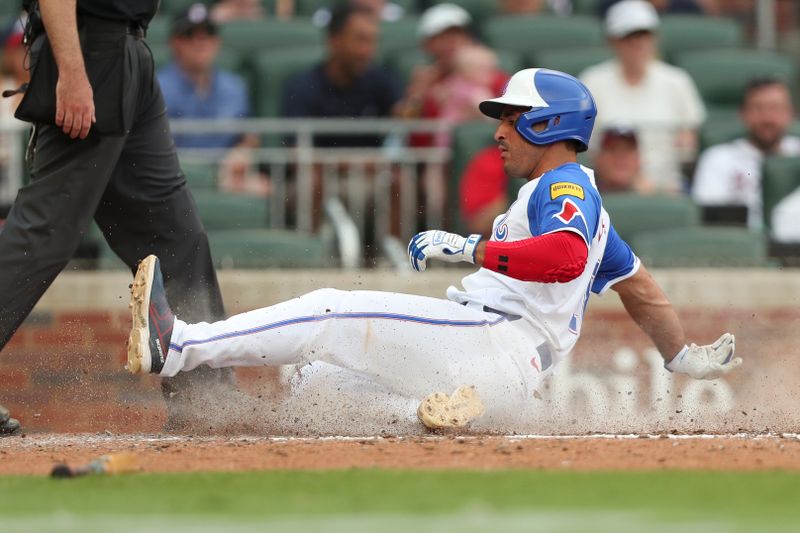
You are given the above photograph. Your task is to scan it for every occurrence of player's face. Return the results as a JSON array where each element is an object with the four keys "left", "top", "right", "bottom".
[
  {"left": 494, "top": 107, "right": 547, "bottom": 180},
  {"left": 741, "top": 83, "right": 794, "bottom": 152}
]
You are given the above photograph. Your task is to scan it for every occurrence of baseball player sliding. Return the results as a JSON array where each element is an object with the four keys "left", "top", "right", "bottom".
[{"left": 126, "top": 68, "right": 741, "bottom": 430}]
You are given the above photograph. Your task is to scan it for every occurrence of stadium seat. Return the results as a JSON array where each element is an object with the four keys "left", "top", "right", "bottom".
[
  {"left": 295, "top": 0, "right": 416, "bottom": 17},
  {"left": 219, "top": 19, "right": 323, "bottom": 55},
  {"left": 630, "top": 227, "right": 767, "bottom": 267},
  {"left": 192, "top": 189, "right": 270, "bottom": 231},
  {"left": 659, "top": 15, "right": 743, "bottom": 63},
  {"left": 431, "top": 0, "right": 497, "bottom": 23},
  {"left": 158, "top": 0, "right": 210, "bottom": 16},
  {"left": 450, "top": 121, "right": 498, "bottom": 232},
  {"left": 484, "top": 15, "right": 603, "bottom": 60},
  {"left": 181, "top": 162, "right": 218, "bottom": 190},
  {"left": 700, "top": 112, "right": 800, "bottom": 151},
  {"left": 762, "top": 156, "right": 800, "bottom": 231},
  {"left": 603, "top": 194, "right": 699, "bottom": 244},
  {"left": 572, "top": 0, "right": 602, "bottom": 15},
  {"left": 378, "top": 18, "right": 420, "bottom": 61},
  {"left": 676, "top": 49, "right": 798, "bottom": 108},
  {"left": 207, "top": 228, "right": 336, "bottom": 268},
  {"left": 537, "top": 46, "right": 614, "bottom": 78},
  {"left": 144, "top": 17, "right": 171, "bottom": 45},
  {"left": 252, "top": 46, "right": 325, "bottom": 117}
]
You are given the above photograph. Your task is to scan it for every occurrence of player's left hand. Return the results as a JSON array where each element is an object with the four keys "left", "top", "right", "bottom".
[
  {"left": 665, "top": 333, "right": 742, "bottom": 380},
  {"left": 408, "top": 230, "right": 482, "bottom": 272}
]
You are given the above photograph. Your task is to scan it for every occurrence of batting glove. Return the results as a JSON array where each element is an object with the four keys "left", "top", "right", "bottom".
[
  {"left": 665, "top": 333, "right": 742, "bottom": 380},
  {"left": 408, "top": 230, "right": 482, "bottom": 272}
]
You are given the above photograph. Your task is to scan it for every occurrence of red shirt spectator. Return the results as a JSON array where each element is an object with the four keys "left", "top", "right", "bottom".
[{"left": 460, "top": 146, "right": 508, "bottom": 235}]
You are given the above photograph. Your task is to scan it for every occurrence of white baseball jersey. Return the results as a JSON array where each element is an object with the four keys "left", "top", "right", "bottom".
[
  {"left": 448, "top": 162, "right": 640, "bottom": 366},
  {"left": 157, "top": 162, "right": 638, "bottom": 430}
]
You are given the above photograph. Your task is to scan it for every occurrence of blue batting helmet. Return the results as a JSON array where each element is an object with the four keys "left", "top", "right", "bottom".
[{"left": 479, "top": 68, "right": 597, "bottom": 152}]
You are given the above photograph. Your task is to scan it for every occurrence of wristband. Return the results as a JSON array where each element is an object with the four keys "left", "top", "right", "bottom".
[{"left": 463, "top": 234, "right": 482, "bottom": 264}]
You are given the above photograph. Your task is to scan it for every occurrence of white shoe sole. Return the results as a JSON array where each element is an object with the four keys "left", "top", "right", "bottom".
[
  {"left": 125, "top": 255, "right": 156, "bottom": 375},
  {"left": 417, "top": 385, "right": 486, "bottom": 430}
]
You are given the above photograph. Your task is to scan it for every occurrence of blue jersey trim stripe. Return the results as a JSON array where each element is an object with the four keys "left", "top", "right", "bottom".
[{"left": 169, "top": 311, "right": 507, "bottom": 353}]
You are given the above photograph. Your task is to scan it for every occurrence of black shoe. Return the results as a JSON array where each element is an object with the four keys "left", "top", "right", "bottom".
[{"left": 126, "top": 255, "right": 174, "bottom": 374}]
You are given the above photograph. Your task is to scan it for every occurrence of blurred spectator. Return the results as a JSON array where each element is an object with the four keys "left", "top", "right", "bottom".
[
  {"left": 158, "top": 4, "right": 265, "bottom": 196},
  {"left": 498, "top": 0, "right": 547, "bottom": 14},
  {"left": 396, "top": 3, "right": 509, "bottom": 146},
  {"left": 593, "top": 125, "right": 656, "bottom": 194},
  {"left": 281, "top": 3, "right": 401, "bottom": 147},
  {"left": 581, "top": 0, "right": 705, "bottom": 193},
  {"left": 433, "top": 45, "right": 497, "bottom": 146},
  {"left": 692, "top": 77, "right": 800, "bottom": 230},
  {"left": 459, "top": 146, "right": 508, "bottom": 236},
  {"left": 598, "top": 0, "right": 709, "bottom": 16},
  {"left": 311, "top": 0, "right": 406, "bottom": 26},
  {"left": 1, "top": 19, "right": 28, "bottom": 218},
  {"left": 210, "top": 0, "right": 266, "bottom": 23}
]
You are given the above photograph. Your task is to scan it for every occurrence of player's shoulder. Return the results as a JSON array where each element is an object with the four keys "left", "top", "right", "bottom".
[{"left": 535, "top": 163, "right": 598, "bottom": 203}]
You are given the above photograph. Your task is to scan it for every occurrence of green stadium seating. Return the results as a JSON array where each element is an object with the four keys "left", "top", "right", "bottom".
[
  {"left": 207, "top": 228, "right": 335, "bottom": 268},
  {"left": 484, "top": 15, "right": 603, "bottom": 61},
  {"left": 192, "top": 189, "right": 269, "bottom": 230},
  {"left": 602, "top": 194, "right": 699, "bottom": 244},
  {"left": 572, "top": 0, "right": 602, "bottom": 15},
  {"left": 252, "top": 46, "right": 325, "bottom": 117},
  {"left": 630, "top": 227, "right": 767, "bottom": 267},
  {"left": 449, "top": 121, "right": 498, "bottom": 232},
  {"left": 219, "top": 19, "right": 323, "bottom": 54},
  {"left": 181, "top": 161, "right": 218, "bottom": 190},
  {"left": 676, "top": 49, "right": 798, "bottom": 108},
  {"left": 537, "top": 46, "right": 613, "bottom": 77},
  {"left": 659, "top": 15, "right": 743, "bottom": 63},
  {"left": 157, "top": 0, "right": 211, "bottom": 16},
  {"left": 295, "top": 0, "right": 416, "bottom": 17},
  {"left": 762, "top": 156, "right": 800, "bottom": 230},
  {"left": 378, "top": 18, "right": 420, "bottom": 60},
  {"left": 144, "top": 17, "right": 171, "bottom": 45},
  {"left": 431, "top": 0, "right": 497, "bottom": 23}
]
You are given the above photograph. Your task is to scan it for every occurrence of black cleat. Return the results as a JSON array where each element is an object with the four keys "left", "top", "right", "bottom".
[{"left": 126, "top": 255, "right": 174, "bottom": 374}]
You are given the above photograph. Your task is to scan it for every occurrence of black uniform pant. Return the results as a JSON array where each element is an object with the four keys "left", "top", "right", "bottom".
[{"left": 0, "top": 31, "right": 225, "bottom": 351}]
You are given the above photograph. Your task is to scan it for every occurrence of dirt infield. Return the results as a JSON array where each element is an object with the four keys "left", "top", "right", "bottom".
[{"left": 3, "top": 433, "right": 800, "bottom": 475}]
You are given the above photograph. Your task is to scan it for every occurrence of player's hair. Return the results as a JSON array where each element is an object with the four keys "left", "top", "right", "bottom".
[
  {"left": 740, "top": 76, "right": 792, "bottom": 108},
  {"left": 327, "top": 3, "right": 375, "bottom": 38}
]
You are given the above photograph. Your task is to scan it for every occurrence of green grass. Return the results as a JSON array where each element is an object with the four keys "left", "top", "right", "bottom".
[{"left": 2, "top": 470, "right": 800, "bottom": 532}]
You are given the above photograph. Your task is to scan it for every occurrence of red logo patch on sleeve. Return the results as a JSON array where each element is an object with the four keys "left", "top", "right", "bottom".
[{"left": 555, "top": 198, "right": 582, "bottom": 224}]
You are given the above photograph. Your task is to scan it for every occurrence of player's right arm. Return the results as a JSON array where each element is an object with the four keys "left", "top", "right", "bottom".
[
  {"left": 39, "top": 0, "right": 95, "bottom": 139},
  {"left": 612, "top": 264, "right": 742, "bottom": 380}
]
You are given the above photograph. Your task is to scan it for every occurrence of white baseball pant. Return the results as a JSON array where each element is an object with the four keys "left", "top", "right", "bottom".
[{"left": 161, "top": 289, "right": 547, "bottom": 421}]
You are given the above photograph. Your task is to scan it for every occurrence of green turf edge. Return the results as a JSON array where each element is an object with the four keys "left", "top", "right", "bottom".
[{"left": 1, "top": 469, "right": 800, "bottom": 525}]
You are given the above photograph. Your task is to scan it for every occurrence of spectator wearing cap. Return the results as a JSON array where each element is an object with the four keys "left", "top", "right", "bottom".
[
  {"left": 281, "top": 3, "right": 401, "bottom": 147},
  {"left": 594, "top": 125, "right": 655, "bottom": 194},
  {"left": 157, "top": 3, "right": 264, "bottom": 195},
  {"left": 395, "top": 3, "right": 509, "bottom": 131},
  {"left": 580, "top": 0, "right": 705, "bottom": 193},
  {"left": 692, "top": 77, "right": 800, "bottom": 230}
]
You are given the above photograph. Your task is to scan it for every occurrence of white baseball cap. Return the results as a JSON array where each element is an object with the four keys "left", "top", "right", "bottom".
[
  {"left": 605, "top": 0, "right": 659, "bottom": 38},
  {"left": 417, "top": 3, "right": 472, "bottom": 40}
]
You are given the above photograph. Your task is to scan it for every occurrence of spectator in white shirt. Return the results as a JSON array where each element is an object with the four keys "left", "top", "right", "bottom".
[
  {"left": 692, "top": 77, "right": 800, "bottom": 230},
  {"left": 580, "top": 0, "right": 706, "bottom": 193}
]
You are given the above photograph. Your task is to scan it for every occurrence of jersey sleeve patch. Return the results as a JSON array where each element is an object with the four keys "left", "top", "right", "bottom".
[
  {"left": 529, "top": 168, "right": 600, "bottom": 245},
  {"left": 550, "top": 182, "right": 585, "bottom": 200}
]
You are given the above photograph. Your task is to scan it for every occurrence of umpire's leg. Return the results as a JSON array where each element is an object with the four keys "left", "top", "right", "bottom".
[
  {"left": 94, "top": 37, "right": 235, "bottom": 430},
  {"left": 0, "top": 125, "right": 127, "bottom": 350}
]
